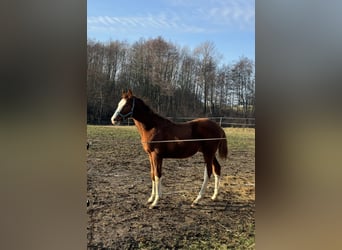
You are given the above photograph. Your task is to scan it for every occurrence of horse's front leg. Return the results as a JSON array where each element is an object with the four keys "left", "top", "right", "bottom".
[
  {"left": 147, "top": 154, "right": 155, "bottom": 204},
  {"left": 147, "top": 181, "right": 155, "bottom": 203},
  {"left": 150, "top": 176, "right": 161, "bottom": 209},
  {"left": 148, "top": 152, "right": 162, "bottom": 209}
]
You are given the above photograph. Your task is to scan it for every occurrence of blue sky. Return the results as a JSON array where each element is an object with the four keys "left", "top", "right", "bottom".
[{"left": 87, "top": 0, "right": 255, "bottom": 63}]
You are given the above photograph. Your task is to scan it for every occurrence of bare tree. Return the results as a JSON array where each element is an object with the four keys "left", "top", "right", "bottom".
[
  {"left": 87, "top": 38, "right": 254, "bottom": 124},
  {"left": 231, "top": 57, "right": 255, "bottom": 117},
  {"left": 194, "top": 41, "right": 221, "bottom": 114}
]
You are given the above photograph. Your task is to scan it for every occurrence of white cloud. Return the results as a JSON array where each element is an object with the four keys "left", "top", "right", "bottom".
[
  {"left": 87, "top": 13, "right": 205, "bottom": 34},
  {"left": 205, "top": 0, "right": 255, "bottom": 29},
  {"left": 87, "top": 0, "right": 254, "bottom": 36},
  {"left": 164, "top": 0, "right": 254, "bottom": 21}
]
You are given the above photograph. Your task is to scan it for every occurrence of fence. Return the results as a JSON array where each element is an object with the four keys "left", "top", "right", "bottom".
[{"left": 125, "top": 116, "right": 255, "bottom": 128}]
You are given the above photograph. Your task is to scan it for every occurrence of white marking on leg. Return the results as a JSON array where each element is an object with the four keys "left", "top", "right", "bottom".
[
  {"left": 192, "top": 167, "right": 209, "bottom": 206},
  {"left": 150, "top": 176, "right": 162, "bottom": 209},
  {"left": 147, "top": 180, "right": 155, "bottom": 203},
  {"left": 211, "top": 173, "right": 220, "bottom": 200},
  {"left": 157, "top": 176, "right": 162, "bottom": 199}
]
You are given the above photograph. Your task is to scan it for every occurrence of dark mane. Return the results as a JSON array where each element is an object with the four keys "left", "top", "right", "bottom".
[{"left": 134, "top": 97, "right": 174, "bottom": 130}]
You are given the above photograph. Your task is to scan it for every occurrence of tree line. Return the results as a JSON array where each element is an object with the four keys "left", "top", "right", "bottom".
[{"left": 87, "top": 36, "right": 255, "bottom": 124}]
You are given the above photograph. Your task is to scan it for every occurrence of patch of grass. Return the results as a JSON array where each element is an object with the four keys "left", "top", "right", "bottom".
[
  {"left": 235, "top": 222, "right": 255, "bottom": 249},
  {"left": 224, "top": 128, "right": 255, "bottom": 152},
  {"left": 87, "top": 125, "right": 140, "bottom": 140}
]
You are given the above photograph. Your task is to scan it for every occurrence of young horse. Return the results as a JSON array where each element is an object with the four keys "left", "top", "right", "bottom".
[{"left": 111, "top": 90, "right": 228, "bottom": 209}]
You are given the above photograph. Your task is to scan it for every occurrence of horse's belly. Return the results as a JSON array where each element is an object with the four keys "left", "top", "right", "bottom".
[{"left": 158, "top": 142, "right": 199, "bottom": 158}]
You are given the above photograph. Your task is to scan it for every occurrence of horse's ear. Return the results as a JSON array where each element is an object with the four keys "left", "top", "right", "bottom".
[{"left": 127, "top": 89, "right": 133, "bottom": 97}]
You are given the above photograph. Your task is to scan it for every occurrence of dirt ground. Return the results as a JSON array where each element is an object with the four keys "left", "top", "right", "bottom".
[{"left": 87, "top": 126, "right": 255, "bottom": 249}]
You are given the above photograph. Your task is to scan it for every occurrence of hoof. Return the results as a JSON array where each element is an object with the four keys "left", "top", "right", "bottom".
[
  {"left": 192, "top": 196, "right": 201, "bottom": 206},
  {"left": 191, "top": 201, "right": 198, "bottom": 208},
  {"left": 147, "top": 197, "right": 154, "bottom": 204},
  {"left": 211, "top": 196, "right": 218, "bottom": 201},
  {"left": 148, "top": 199, "right": 159, "bottom": 209},
  {"left": 149, "top": 204, "right": 158, "bottom": 209}
]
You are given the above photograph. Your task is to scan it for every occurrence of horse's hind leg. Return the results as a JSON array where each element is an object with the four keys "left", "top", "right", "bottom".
[
  {"left": 211, "top": 157, "right": 221, "bottom": 200},
  {"left": 192, "top": 154, "right": 213, "bottom": 206},
  {"left": 192, "top": 166, "right": 209, "bottom": 206}
]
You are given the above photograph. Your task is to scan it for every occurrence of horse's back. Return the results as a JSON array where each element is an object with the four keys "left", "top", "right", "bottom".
[{"left": 190, "top": 118, "right": 225, "bottom": 138}]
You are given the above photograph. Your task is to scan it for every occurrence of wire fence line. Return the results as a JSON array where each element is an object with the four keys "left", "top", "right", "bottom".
[
  {"left": 141, "top": 137, "right": 227, "bottom": 144},
  {"left": 124, "top": 117, "right": 255, "bottom": 128}
]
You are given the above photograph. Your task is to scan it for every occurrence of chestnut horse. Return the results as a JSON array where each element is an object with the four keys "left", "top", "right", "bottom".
[{"left": 111, "top": 90, "right": 228, "bottom": 209}]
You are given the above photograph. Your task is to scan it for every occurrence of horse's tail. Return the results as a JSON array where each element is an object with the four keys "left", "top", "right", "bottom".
[{"left": 218, "top": 132, "right": 228, "bottom": 160}]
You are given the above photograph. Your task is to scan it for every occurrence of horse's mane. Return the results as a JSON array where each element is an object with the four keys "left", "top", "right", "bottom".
[{"left": 134, "top": 96, "right": 174, "bottom": 128}]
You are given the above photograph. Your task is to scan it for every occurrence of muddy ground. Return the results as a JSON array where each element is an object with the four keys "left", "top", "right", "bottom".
[{"left": 87, "top": 126, "right": 255, "bottom": 249}]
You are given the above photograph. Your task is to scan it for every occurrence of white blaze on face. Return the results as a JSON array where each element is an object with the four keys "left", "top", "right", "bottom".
[{"left": 111, "top": 98, "right": 127, "bottom": 124}]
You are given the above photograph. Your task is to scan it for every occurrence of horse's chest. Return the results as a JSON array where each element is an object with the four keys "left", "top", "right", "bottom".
[
  {"left": 142, "top": 142, "right": 151, "bottom": 153},
  {"left": 141, "top": 134, "right": 157, "bottom": 153}
]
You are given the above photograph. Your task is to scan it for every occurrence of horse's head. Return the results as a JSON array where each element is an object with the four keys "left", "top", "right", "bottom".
[{"left": 111, "top": 89, "right": 135, "bottom": 125}]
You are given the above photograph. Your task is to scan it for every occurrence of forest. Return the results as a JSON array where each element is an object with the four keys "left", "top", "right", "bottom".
[{"left": 87, "top": 36, "right": 255, "bottom": 125}]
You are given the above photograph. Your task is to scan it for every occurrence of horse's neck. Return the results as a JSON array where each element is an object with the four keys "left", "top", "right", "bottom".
[
  {"left": 132, "top": 112, "right": 161, "bottom": 131},
  {"left": 132, "top": 119, "right": 148, "bottom": 136},
  {"left": 132, "top": 99, "right": 169, "bottom": 131}
]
